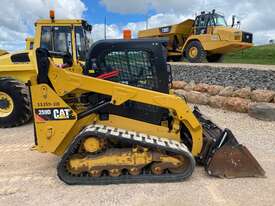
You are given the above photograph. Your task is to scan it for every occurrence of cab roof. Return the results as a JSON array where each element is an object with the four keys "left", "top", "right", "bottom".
[
  {"left": 35, "top": 19, "right": 92, "bottom": 31},
  {"left": 35, "top": 19, "right": 87, "bottom": 25}
]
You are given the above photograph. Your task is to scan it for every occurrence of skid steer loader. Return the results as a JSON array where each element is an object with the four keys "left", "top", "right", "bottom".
[{"left": 29, "top": 39, "right": 265, "bottom": 185}]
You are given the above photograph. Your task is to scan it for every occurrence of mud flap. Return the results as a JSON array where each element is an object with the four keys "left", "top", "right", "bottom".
[{"left": 193, "top": 107, "right": 266, "bottom": 178}]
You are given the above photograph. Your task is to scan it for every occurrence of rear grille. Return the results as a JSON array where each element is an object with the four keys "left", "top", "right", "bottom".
[{"left": 242, "top": 32, "right": 253, "bottom": 43}]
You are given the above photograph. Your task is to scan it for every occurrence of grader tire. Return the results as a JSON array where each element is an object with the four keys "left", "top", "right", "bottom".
[
  {"left": 185, "top": 41, "right": 206, "bottom": 63},
  {"left": 0, "top": 77, "right": 32, "bottom": 128}
]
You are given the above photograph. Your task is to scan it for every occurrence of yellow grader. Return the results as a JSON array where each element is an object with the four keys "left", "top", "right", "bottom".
[
  {"left": 28, "top": 39, "right": 264, "bottom": 185},
  {"left": 0, "top": 11, "right": 92, "bottom": 128},
  {"left": 138, "top": 10, "right": 253, "bottom": 63}
]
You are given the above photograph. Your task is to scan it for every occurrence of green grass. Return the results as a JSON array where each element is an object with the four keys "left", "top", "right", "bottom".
[{"left": 223, "top": 44, "right": 275, "bottom": 65}]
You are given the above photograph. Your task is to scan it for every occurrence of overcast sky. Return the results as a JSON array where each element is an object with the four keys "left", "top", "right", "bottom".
[{"left": 1, "top": 0, "right": 274, "bottom": 51}]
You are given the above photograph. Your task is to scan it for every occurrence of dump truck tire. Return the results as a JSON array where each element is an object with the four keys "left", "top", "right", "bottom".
[
  {"left": 206, "top": 54, "right": 224, "bottom": 63},
  {"left": 0, "top": 77, "right": 32, "bottom": 128},
  {"left": 185, "top": 41, "right": 206, "bottom": 63}
]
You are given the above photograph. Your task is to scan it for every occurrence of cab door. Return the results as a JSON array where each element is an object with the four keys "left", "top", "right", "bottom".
[{"left": 194, "top": 15, "right": 208, "bottom": 35}]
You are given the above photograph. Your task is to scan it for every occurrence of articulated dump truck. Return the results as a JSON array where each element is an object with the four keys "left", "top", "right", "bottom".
[
  {"left": 28, "top": 39, "right": 264, "bottom": 185},
  {"left": 138, "top": 10, "right": 253, "bottom": 63}
]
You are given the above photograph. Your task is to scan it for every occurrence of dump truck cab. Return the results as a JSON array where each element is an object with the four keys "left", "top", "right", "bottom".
[
  {"left": 138, "top": 10, "right": 253, "bottom": 63},
  {"left": 193, "top": 11, "right": 252, "bottom": 53},
  {"left": 194, "top": 11, "right": 228, "bottom": 35},
  {"left": 0, "top": 11, "right": 93, "bottom": 128}
]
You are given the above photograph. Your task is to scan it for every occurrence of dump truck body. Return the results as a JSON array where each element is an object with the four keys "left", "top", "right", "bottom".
[{"left": 138, "top": 19, "right": 194, "bottom": 53}]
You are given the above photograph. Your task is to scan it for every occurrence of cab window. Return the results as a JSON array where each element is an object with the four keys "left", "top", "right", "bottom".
[
  {"left": 41, "top": 26, "right": 72, "bottom": 55},
  {"left": 75, "top": 26, "right": 92, "bottom": 61},
  {"left": 41, "top": 27, "right": 52, "bottom": 50},
  {"left": 199, "top": 17, "right": 206, "bottom": 27},
  {"left": 75, "top": 26, "right": 86, "bottom": 61},
  {"left": 214, "top": 15, "right": 228, "bottom": 26},
  {"left": 195, "top": 15, "right": 207, "bottom": 34},
  {"left": 208, "top": 17, "right": 215, "bottom": 26}
]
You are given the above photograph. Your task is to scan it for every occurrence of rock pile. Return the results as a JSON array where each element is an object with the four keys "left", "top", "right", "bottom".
[
  {"left": 248, "top": 103, "right": 275, "bottom": 121},
  {"left": 172, "top": 80, "right": 275, "bottom": 121}
]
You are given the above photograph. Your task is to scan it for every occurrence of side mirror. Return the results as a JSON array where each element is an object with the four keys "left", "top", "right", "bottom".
[{"left": 236, "top": 20, "right": 241, "bottom": 29}]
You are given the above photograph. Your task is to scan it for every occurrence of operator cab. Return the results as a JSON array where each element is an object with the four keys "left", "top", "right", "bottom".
[
  {"left": 37, "top": 11, "right": 93, "bottom": 63},
  {"left": 40, "top": 23, "right": 92, "bottom": 61},
  {"left": 194, "top": 10, "right": 227, "bottom": 35}
]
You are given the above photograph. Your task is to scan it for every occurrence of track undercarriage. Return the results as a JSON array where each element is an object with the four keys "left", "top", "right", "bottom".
[{"left": 58, "top": 124, "right": 196, "bottom": 185}]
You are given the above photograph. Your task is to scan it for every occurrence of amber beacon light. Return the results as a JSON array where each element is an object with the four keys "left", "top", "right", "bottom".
[{"left": 50, "top": 10, "right": 55, "bottom": 20}]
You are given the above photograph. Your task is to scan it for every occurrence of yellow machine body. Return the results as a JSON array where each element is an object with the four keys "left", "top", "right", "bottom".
[
  {"left": 0, "top": 18, "right": 91, "bottom": 83},
  {"left": 31, "top": 61, "right": 203, "bottom": 157},
  {"left": 0, "top": 50, "right": 37, "bottom": 83},
  {"left": 0, "top": 12, "right": 92, "bottom": 128}
]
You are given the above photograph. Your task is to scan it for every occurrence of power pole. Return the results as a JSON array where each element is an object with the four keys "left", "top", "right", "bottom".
[
  {"left": 104, "top": 16, "right": 107, "bottom": 40},
  {"left": 146, "top": 13, "right": 149, "bottom": 29}
]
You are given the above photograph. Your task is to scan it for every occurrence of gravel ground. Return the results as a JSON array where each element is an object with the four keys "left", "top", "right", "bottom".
[
  {"left": 170, "top": 63, "right": 275, "bottom": 90},
  {"left": 0, "top": 105, "right": 275, "bottom": 206},
  {"left": 170, "top": 62, "right": 275, "bottom": 71}
]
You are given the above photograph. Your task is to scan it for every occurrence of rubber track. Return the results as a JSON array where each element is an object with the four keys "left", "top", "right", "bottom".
[{"left": 57, "top": 124, "right": 196, "bottom": 185}]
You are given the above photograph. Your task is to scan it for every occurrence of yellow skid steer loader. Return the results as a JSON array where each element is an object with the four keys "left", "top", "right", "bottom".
[{"left": 29, "top": 40, "right": 264, "bottom": 185}]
